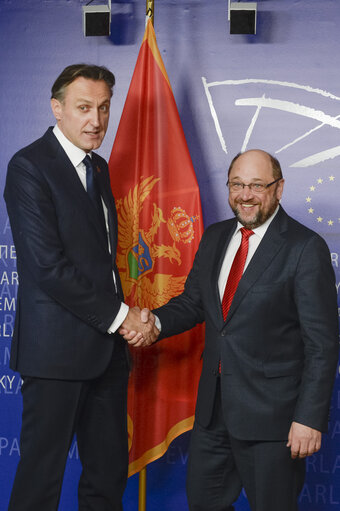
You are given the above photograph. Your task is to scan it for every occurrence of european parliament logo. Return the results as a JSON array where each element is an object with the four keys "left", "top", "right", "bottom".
[{"left": 202, "top": 77, "right": 340, "bottom": 233}]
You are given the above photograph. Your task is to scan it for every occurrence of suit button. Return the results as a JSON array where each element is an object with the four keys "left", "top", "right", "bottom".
[{"left": 221, "top": 331, "right": 226, "bottom": 337}]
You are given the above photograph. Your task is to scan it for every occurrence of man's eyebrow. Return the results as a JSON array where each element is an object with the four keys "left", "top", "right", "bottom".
[{"left": 230, "top": 176, "right": 264, "bottom": 182}]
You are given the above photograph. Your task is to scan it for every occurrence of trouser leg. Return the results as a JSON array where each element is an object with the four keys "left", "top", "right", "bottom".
[
  {"left": 229, "top": 436, "right": 306, "bottom": 511},
  {"left": 76, "top": 346, "right": 129, "bottom": 511},
  {"left": 8, "top": 376, "right": 84, "bottom": 511},
  {"left": 186, "top": 380, "right": 241, "bottom": 511}
]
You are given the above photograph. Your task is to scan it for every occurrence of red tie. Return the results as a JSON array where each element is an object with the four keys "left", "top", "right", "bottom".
[{"left": 221, "top": 227, "right": 254, "bottom": 321}]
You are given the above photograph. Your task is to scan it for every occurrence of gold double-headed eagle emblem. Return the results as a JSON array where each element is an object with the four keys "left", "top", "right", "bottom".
[{"left": 116, "top": 176, "right": 199, "bottom": 309}]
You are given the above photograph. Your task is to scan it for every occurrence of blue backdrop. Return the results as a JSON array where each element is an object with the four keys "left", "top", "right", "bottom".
[{"left": 0, "top": 1, "right": 339, "bottom": 510}]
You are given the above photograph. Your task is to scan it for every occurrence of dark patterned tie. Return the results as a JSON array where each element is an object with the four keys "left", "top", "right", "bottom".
[
  {"left": 83, "top": 155, "right": 106, "bottom": 233},
  {"left": 221, "top": 227, "right": 254, "bottom": 321}
]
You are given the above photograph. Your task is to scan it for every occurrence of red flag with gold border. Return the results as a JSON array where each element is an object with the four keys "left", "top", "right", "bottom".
[{"left": 108, "top": 19, "right": 204, "bottom": 476}]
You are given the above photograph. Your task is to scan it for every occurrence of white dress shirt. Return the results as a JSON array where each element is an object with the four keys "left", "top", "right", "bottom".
[
  {"left": 53, "top": 125, "right": 128, "bottom": 333},
  {"left": 218, "top": 206, "right": 280, "bottom": 300}
]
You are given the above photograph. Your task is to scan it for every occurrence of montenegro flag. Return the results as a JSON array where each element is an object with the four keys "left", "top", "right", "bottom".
[{"left": 108, "top": 18, "right": 205, "bottom": 477}]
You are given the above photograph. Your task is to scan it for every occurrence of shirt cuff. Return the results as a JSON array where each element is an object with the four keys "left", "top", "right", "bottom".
[
  {"left": 107, "top": 303, "right": 129, "bottom": 334},
  {"left": 154, "top": 314, "right": 162, "bottom": 332}
]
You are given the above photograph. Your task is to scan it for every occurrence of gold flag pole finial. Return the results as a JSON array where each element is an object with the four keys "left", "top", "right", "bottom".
[{"left": 146, "top": 0, "right": 154, "bottom": 26}]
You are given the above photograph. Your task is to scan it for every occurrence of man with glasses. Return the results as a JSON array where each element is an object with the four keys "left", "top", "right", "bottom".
[{"left": 122, "top": 149, "right": 339, "bottom": 511}]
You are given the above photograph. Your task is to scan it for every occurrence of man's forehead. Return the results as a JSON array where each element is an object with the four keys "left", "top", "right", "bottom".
[
  {"left": 230, "top": 151, "right": 273, "bottom": 178},
  {"left": 64, "top": 77, "right": 111, "bottom": 99}
]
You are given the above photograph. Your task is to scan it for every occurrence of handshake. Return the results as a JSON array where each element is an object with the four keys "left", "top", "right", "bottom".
[{"left": 119, "top": 306, "right": 160, "bottom": 347}]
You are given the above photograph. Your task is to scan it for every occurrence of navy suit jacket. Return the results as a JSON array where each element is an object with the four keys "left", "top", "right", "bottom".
[
  {"left": 154, "top": 207, "right": 339, "bottom": 440},
  {"left": 4, "top": 128, "right": 125, "bottom": 380}
]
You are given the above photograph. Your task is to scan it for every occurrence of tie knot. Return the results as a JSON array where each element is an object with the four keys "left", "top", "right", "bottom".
[
  {"left": 240, "top": 227, "right": 254, "bottom": 240},
  {"left": 83, "top": 155, "right": 93, "bottom": 169}
]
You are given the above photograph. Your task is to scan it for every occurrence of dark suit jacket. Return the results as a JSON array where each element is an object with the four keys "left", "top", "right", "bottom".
[
  {"left": 154, "top": 207, "right": 339, "bottom": 441},
  {"left": 4, "top": 127, "right": 125, "bottom": 380}
]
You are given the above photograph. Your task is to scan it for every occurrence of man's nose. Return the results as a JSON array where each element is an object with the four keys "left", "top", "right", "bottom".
[
  {"left": 239, "top": 185, "right": 255, "bottom": 200},
  {"left": 90, "top": 109, "right": 100, "bottom": 126}
]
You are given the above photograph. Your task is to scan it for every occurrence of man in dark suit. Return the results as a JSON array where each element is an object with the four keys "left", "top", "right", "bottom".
[
  {"left": 122, "top": 149, "right": 339, "bottom": 511},
  {"left": 4, "top": 64, "right": 155, "bottom": 511}
]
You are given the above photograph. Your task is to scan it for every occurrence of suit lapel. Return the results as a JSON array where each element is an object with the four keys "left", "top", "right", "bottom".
[
  {"left": 44, "top": 128, "right": 87, "bottom": 199},
  {"left": 92, "top": 154, "right": 118, "bottom": 256},
  {"left": 43, "top": 129, "right": 123, "bottom": 298},
  {"left": 210, "top": 220, "right": 237, "bottom": 325},
  {"left": 94, "top": 157, "right": 124, "bottom": 299},
  {"left": 224, "top": 207, "right": 287, "bottom": 325},
  {"left": 44, "top": 129, "right": 109, "bottom": 248}
]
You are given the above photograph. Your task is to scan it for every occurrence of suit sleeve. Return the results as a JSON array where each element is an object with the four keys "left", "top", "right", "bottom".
[
  {"left": 293, "top": 234, "right": 339, "bottom": 431},
  {"left": 4, "top": 155, "right": 122, "bottom": 334},
  {"left": 153, "top": 229, "right": 207, "bottom": 339}
]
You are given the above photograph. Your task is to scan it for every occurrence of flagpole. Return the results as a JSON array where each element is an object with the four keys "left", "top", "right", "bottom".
[
  {"left": 138, "top": 465, "right": 147, "bottom": 511},
  {"left": 138, "top": 4, "right": 154, "bottom": 509},
  {"left": 110, "top": 0, "right": 204, "bottom": 506}
]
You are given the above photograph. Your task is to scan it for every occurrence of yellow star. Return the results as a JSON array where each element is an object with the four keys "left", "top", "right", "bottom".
[
  {"left": 328, "top": 220, "right": 334, "bottom": 226},
  {"left": 306, "top": 197, "right": 312, "bottom": 203},
  {"left": 317, "top": 217, "right": 323, "bottom": 222},
  {"left": 310, "top": 186, "right": 316, "bottom": 191},
  {"left": 308, "top": 208, "right": 314, "bottom": 214},
  {"left": 317, "top": 178, "right": 323, "bottom": 184},
  {"left": 329, "top": 176, "right": 335, "bottom": 181}
]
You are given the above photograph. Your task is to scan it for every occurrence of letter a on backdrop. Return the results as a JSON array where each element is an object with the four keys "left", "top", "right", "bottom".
[{"left": 109, "top": 18, "right": 205, "bottom": 476}]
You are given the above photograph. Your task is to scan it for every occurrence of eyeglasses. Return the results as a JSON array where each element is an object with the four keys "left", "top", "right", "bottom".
[{"left": 226, "top": 178, "right": 281, "bottom": 193}]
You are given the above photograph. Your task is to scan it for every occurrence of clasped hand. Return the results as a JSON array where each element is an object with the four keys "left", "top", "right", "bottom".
[{"left": 119, "top": 306, "right": 159, "bottom": 347}]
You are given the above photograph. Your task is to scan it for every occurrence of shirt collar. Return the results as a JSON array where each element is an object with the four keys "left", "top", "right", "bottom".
[
  {"left": 53, "top": 125, "right": 91, "bottom": 168},
  {"left": 234, "top": 204, "right": 280, "bottom": 240}
]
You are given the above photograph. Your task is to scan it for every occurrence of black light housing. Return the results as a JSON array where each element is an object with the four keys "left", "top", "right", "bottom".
[
  {"left": 83, "top": 3, "right": 111, "bottom": 37},
  {"left": 229, "top": 2, "right": 257, "bottom": 35}
]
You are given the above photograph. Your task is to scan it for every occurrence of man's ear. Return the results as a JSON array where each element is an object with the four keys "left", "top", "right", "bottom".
[
  {"left": 276, "top": 178, "right": 285, "bottom": 201},
  {"left": 51, "top": 98, "right": 62, "bottom": 121}
]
